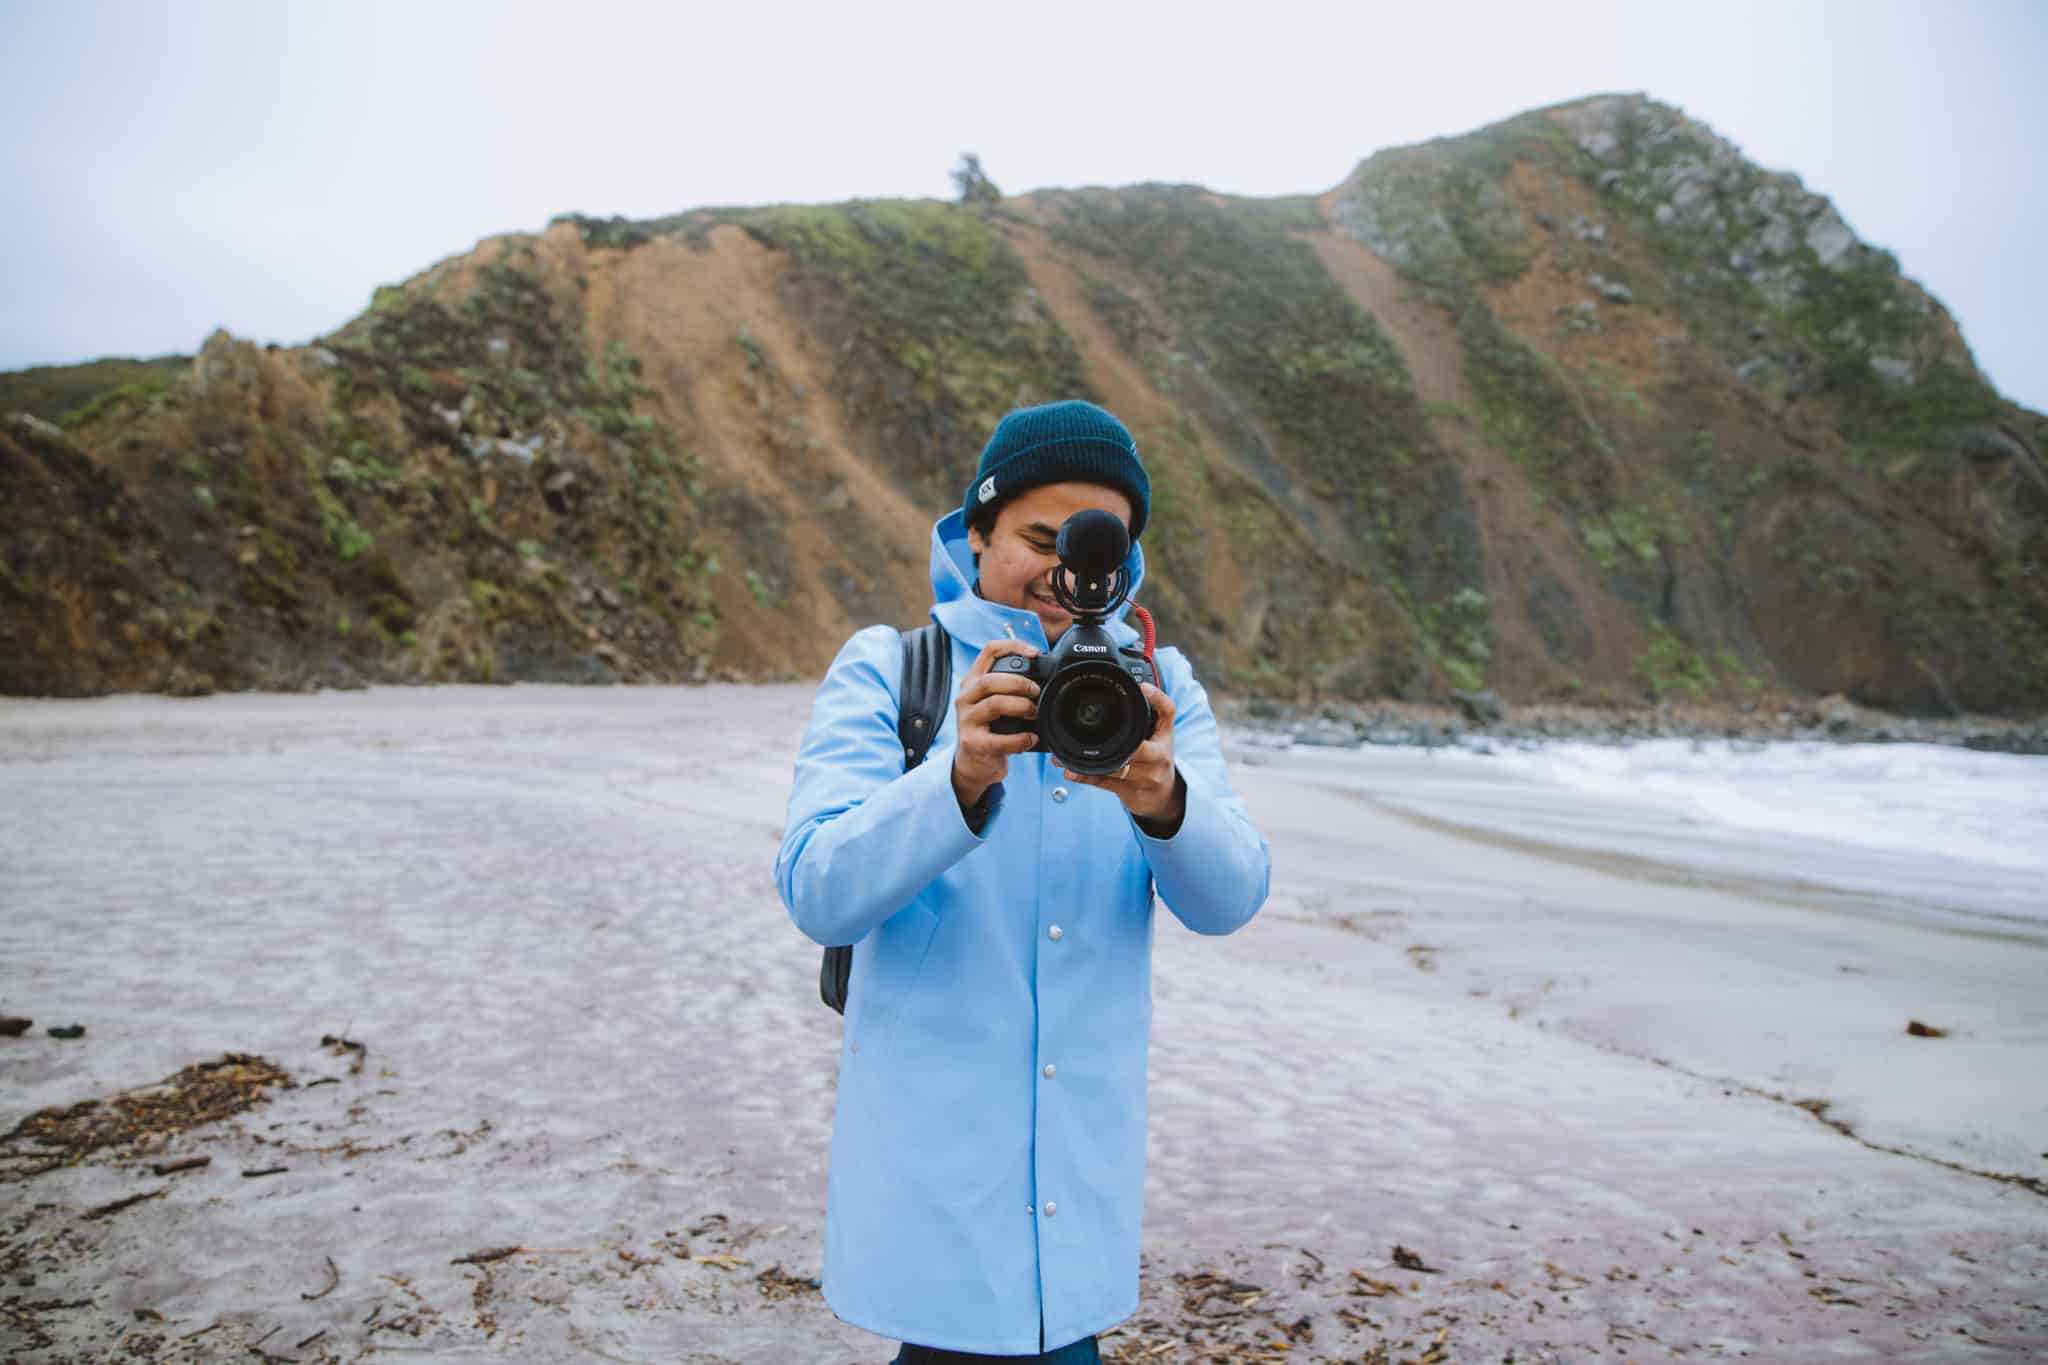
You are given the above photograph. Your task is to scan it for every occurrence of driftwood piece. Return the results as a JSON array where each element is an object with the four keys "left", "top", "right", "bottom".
[
  {"left": 246, "top": 1322, "right": 291, "bottom": 1364},
  {"left": 1349, "top": 1270, "right": 1404, "bottom": 1297},
  {"left": 151, "top": 1155, "right": 211, "bottom": 1176},
  {"left": 302, "top": 1255, "right": 340, "bottom": 1300},
  {"left": 84, "top": 1186, "right": 168, "bottom": 1220}
]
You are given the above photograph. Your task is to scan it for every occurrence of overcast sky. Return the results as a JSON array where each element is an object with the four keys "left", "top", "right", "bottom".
[{"left": 5, "top": 0, "right": 2044, "bottom": 412}]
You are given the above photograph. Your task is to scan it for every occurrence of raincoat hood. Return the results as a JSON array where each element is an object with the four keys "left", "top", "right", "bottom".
[{"left": 927, "top": 509, "right": 1146, "bottom": 652}]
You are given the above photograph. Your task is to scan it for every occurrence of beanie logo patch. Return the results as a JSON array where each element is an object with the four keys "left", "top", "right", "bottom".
[{"left": 977, "top": 476, "right": 997, "bottom": 505}]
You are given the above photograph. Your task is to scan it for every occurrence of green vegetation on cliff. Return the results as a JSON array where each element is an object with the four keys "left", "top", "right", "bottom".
[
  {"left": 1328, "top": 93, "right": 2044, "bottom": 710},
  {"left": 321, "top": 247, "right": 721, "bottom": 681},
  {"left": 0, "top": 354, "right": 188, "bottom": 427},
  {"left": 566, "top": 199, "right": 1091, "bottom": 507},
  {"left": 1040, "top": 185, "right": 1487, "bottom": 683},
  {"left": 1046, "top": 187, "right": 1422, "bottom": 494}
]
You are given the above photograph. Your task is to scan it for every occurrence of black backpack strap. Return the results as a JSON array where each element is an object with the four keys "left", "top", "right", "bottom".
[
  {"left": 897, "top": 622, "right": 952, "bottom": 771},
  {"left": 821, "top": 622, "right": 952, "bottom": 1017}
]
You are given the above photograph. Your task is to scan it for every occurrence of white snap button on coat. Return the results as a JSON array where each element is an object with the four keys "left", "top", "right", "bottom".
[
  {"left": 1043, "top": 1201, "right": 1057, "bottom": 1217},
  {"left": 1052, "top": 786, "right": 1069, "bottom": 803},
  {"left": 1043, "top": 1064, "right": 1056, "bottom": 1079},
  {"left": 1026, "top": 1204, "right": 1035, "bottom": 1214},
  {"left": 1048, "top": 925, "right": 1063, "bottom": 941}
]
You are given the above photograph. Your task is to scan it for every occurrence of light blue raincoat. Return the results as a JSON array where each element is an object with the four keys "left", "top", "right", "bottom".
[{"left": 775, "top": 510, "right": 1271, "bottom": 1356}]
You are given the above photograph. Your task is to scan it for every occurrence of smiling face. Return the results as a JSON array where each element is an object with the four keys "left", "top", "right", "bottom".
[{"left": 966, "top": 481, "right": 1135, "bottom": 642}]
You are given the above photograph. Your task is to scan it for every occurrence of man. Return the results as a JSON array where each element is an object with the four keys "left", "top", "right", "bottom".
[{"left": 775, "top": 399, "right": 1271, "bottom": 1362}]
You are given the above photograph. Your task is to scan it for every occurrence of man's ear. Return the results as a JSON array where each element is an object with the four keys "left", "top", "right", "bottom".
[{"left": 966, "top": 522, "right": 990, "bottom": 557}]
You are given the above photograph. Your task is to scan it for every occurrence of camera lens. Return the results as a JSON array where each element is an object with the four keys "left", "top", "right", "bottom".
[
  {"left": 1040, "top": 653, "right": 1151, "bottom": 773},
  {"left": 1054, "top": 676, "right": 1124, "bottom": 745},
  {"left": 1057, "top": 681, "right": 1116, "bottom": 742}
]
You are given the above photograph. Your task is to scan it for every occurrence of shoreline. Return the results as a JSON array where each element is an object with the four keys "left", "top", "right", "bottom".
[
  {"left": 1358, "top": 788, "right": 2048, "bottom": 948},
  {"left": 1229, "top": 742, "right": 2048, "bottom": 1177},
  {"left": 5, "top": 677, "right": 2046, "bottom": 756},
  {"left": 1258, "top": 780, "right": 2048, "bottom": 1206}
]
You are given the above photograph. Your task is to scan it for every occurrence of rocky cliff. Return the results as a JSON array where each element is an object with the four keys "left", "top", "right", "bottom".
[{"left": 5, "top": 94, "right": 2042, "bottom": 712}]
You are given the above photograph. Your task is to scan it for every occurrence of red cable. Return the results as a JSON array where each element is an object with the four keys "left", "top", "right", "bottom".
[{"left": 1130, "top": 604, "right": 1157, "bottom": 675}]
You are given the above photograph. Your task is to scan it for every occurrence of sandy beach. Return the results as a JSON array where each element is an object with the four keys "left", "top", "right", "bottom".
[{"left": 2, "top": 684, "right": 2043, "bottom": 1363}]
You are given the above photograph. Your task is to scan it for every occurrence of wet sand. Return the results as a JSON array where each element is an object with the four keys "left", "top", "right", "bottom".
[{"left": 1, "top": 684, "right": 2043, "bottom": 1362}]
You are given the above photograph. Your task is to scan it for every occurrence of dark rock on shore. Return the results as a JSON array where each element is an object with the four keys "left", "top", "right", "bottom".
[
  {"left": 1964, "top": 720, "right": 2048, "bottom": 756},
  {"left": 1218, "top": 693, "right": 2046, "bottom": 754},
  {"left": 1453, "top": 689, "right": 1505, "bottom": 725}
]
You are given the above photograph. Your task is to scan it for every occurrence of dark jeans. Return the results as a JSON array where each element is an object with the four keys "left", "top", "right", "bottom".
[{"left": 891, "top": 1334, "right": 1100, "bottom": 1364}]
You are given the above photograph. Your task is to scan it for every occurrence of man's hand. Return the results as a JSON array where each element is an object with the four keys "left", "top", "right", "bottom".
[
  {"left": 1063, "top": 682, "right": 1183, "bottom": 827},
  {"left": 951, "top": 639, "right": 1041, "bottom": 813}
]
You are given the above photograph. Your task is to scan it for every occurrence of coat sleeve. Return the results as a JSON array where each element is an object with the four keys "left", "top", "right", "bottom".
[
  {"left": 775, "top": 625, "right": 990, "bottom": 947},
  {"left": 1129, "top": 646, "right": 1271, "bottom": 936}
]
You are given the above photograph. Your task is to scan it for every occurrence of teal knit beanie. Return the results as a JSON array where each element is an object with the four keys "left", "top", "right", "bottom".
[{"left": 963, "top": 400, "right": 1150, "bottom": 540}]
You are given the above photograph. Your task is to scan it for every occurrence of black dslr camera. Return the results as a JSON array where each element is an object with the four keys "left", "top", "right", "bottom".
[{"left": 989, "top": 509, "right": 1158, "bottom": 776}]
